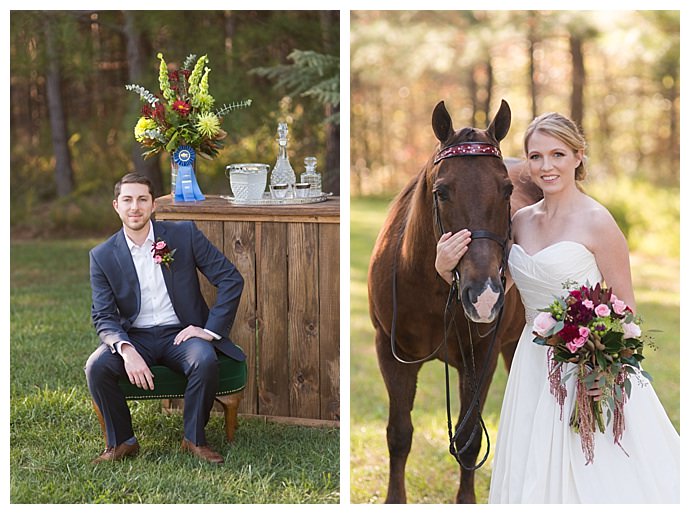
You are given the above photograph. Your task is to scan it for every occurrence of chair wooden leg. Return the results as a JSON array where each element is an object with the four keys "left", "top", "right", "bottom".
[
  {"left": 91, "top": 399, "right": 108, "bottom": 446},
  {"left": 215, "top": 391, "right": 243, "bottom": 442}
]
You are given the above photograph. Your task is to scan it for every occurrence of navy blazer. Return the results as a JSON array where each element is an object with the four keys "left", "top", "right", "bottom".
[{"left": 89, "top": 220, "right": 245, "bottom": 361}]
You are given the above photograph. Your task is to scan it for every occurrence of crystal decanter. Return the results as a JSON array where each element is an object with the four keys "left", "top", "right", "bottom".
[
  {"left": 270, "top": 122, "right": 296, "bottom": 189},
  {"left": 300, "top": 156, "right": 322, "bottom": 197}
]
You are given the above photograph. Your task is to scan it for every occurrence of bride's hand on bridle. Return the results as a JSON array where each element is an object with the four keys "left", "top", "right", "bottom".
[{"left": 435, "top": 229, "right": 472, "bottom": 285}]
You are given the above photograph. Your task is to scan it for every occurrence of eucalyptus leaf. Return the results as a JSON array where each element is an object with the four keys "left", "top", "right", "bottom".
[{"left": 624, "top": 377, "right": 632, "bottom": 398}]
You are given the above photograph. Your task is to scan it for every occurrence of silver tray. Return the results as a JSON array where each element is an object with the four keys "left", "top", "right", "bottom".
[{"left": 220, "top": 192, "right": 333, "bottom": 206}]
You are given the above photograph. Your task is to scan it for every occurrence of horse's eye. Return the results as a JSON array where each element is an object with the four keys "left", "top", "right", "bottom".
[
  {"left": 503, "top": 182, "right": 514, "bottom": 199},
  {"left": 434, "top": 185, "right": 450, "bottom": 201}
]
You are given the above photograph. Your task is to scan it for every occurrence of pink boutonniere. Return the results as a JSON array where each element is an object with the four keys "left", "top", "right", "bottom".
[{"left": 151, "top": 239, "right": 176, "bottom": 268}]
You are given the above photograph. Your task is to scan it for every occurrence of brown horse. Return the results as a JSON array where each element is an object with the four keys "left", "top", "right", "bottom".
[{"left": 368, "top": 100, "right": 542, "bottom": 503}]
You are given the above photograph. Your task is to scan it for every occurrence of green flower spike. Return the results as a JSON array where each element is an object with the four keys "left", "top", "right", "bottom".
[{"left": 157, "top": 53, "right": 175, "bottom": 103}]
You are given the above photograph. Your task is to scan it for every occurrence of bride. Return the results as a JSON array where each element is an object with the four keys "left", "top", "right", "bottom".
[{"left": 435, "top": 112, "right": 679, "bottom": 503}]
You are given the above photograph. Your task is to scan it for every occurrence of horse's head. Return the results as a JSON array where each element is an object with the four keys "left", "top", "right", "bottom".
[{"left": 430, "top": 100, "right": 513, "bottom": 323}]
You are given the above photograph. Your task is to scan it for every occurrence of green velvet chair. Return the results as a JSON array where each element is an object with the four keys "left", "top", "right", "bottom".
[{"left": 92, "top": 353, "right": 247, "bottom": 443}]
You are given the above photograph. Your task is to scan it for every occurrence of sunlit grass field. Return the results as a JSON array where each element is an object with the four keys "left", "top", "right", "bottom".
[
  {"left": 350, "top": 195, "right": 680, "bottom": 504},
  {"left": 10, "top": 239, "right": 339, "bottom": 504}
]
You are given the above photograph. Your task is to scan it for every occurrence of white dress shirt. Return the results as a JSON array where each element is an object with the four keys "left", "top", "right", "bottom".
[{"left": 127, "top": 222, "right": 181, "bottom": 328}]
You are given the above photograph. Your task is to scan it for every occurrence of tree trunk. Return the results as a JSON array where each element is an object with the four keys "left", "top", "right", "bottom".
[
  {"left": 469, "top": 64, "right": 478, "bottom": 127},
  {"left": 123, "top": 11, "right": 163, "bottom": 196},
  {"left": 320, "top": 10, "right": 339, "bottom": 196},
  {"left": 223, "top": 11, "right": 236, "bottom": 74},
  {"left": 570, "top": 33, "right": 585, "bottom": 129},
  {"left": 485, "top": 60, "right": 493, "bottom": 126},
  {"left": 43, "top": 15, "right": 74, "bottom": 198},
  {"left": 323, "top": 104, "right": 340, "bottom": 195},
  {"left": 527, "top": 12, "right": 539, "bottom": 120}
]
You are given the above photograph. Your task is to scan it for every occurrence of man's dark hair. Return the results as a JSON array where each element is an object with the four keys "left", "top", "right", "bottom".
[{"left": 114, "top": 173, "right": 155, "bottom": 200}]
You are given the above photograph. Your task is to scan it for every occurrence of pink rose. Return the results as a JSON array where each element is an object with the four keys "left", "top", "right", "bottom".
[
  {"left": 155, "top": 241, "right": 167, "bottom": 250},
  {"left": 153, "top": 255, "right": 163, "bottom": 264},
  {"left": 578, "top": 326, "right": 590, "bottom": 339},
  {"left": 533, "top": 311, "right": 557, "bottom": 337},
  {"left": 594, "top": 304, "right": 611, "bottom": 317},
  {"left": 582, "top": 299, "right": 594, "bottom": 310},
  {"left": 566, "top": 336, "right": 587, "bottom": 353},
  {"left": 622, "top": 321, "right": 641, "bottom": 339},
  {"left": 612, "top": 298, "right": 627, "bottom": 316}
]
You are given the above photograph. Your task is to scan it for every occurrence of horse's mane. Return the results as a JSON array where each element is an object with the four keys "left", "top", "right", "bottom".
[{"left": 397, "top": 154, "right": 438, "bottom": 267}]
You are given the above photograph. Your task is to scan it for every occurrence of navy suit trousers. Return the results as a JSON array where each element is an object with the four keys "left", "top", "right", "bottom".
[{"left": 85, "top": 325, "right": 219, "bottom": 447}]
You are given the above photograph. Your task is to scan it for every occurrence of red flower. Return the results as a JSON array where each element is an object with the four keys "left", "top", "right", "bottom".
[
  {"left": 172, "top": 100, "right": 192, "bottom": 116},
  {"left": 152, "top": 102, "right": 167, "bottom": 123},
  {"left": 558, "top": 324, "right": 581, "bottom": 343}
]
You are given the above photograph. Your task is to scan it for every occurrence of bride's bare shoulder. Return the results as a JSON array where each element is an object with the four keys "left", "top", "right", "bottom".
[
  {"left": 582, "top": 195, "right": 628, "bottom": 245},
  {"left": 512, "top": 201, "right": 542, "bottom": 241}
]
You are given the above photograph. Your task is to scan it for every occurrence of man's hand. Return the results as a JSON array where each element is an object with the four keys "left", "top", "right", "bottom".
[
  {"left": 174, "top": 325, "right": 214, "bottom": 345},
  {"left": 120, "top": 344, "right": 155, "bottom": 390}
]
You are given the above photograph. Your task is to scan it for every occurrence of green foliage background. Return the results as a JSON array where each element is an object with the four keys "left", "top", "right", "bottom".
[{"left": 10, "top": 10, "right": 339, "bottom": 237}]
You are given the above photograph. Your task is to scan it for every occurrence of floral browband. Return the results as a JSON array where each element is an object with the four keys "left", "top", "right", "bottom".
[{"left": 434, "top": 142, "right": 502, "bottom": 164}]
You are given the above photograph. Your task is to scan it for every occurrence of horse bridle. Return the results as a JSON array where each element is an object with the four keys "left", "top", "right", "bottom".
[
  {"left": 391, "top": 140, "right": 512, "bottom": 470},
  {"left": 432, "top": 141, "right": 511, "bottom": 291}
]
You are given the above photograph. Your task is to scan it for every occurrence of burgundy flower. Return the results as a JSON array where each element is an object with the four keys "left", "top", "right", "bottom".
[
  {"left": 558, "top": 324, "right": 581, "bottom": 343},
  {"left": 172, "top": 100, "right": 192, "bottom": 116},
  {"left": 152, "top": 102, "right": 167, "bottom": 123}
]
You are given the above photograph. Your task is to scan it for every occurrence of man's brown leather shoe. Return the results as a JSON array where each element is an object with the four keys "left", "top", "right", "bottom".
[
  {"left": 92, "top": 441, "right": 140, "bottom": 464},
  {"left": 181, "top": 439, "right": 224, "bottom": 464}
]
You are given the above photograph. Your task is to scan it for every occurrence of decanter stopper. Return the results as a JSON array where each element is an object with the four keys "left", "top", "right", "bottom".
[
  {"left": 271, "top": 122, "right": 296, "bottom": 188},
  {"left": 301, "top": 156, "right": 322, "bottom": 196}
]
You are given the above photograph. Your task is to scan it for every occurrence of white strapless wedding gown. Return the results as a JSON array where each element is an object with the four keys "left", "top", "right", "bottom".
[{"left": 489, "top": 241, "right": 680, "bottom": 503}]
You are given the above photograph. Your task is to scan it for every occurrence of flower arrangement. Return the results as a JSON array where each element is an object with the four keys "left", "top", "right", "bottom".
[
  {"left": 151, "top": 239, "right": 176, "bottom": 268},
  {"left": 126, "top": 53, "right": 251, "bottom": 160},
  {"left": 532, "top": 281, "right": 652, "bottom": 465}
]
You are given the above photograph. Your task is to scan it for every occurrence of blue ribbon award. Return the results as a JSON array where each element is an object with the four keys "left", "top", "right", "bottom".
[{"left": 173, "top": 146, "right": 205, "bottom": 202}]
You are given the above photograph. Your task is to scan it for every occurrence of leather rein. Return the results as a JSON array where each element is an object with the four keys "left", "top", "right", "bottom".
[{"left": 390, "top": 141, "right": 512, "bottom": 470}]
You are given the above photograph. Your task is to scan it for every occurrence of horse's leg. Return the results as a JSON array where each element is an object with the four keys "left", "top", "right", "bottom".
[
  {"left": 375, "top": 327, "right": 422, "bottom": 504},
  {"left": 454, "top": 347, "right": 500, "bottom": 504}
]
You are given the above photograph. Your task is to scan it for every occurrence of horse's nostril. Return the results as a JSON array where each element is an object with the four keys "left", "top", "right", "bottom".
[{"left": 463, "top": 287, "right": 477, "bottom": 305}]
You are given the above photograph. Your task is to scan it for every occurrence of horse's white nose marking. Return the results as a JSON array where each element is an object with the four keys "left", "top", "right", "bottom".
[{"left": 473, "top": 281, "right": 500, "bottom": 321}]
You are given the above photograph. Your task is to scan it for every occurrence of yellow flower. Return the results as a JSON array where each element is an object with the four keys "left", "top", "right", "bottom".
[
  {"left": 134, "top": 117, "right": 157, "bottom": 142},
  {"left": 195, "top": 112, "right": 221, "bottom": 138}
]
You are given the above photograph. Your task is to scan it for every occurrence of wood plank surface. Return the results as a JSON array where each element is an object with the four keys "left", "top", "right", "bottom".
[
  {"left": 222, "top": 221, "right": 258, "bottom": 414},
  {"left": 318, "top": 223, "right": 340, "bottom": 421},
  {"left": 287, "top": 222, "right": 320, "bottom": 419},
  {"left": 256, "top": 222, "right": 290, "bottom": 416}
]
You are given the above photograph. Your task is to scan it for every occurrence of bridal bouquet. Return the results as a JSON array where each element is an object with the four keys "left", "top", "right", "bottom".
[
  {"left": 531, "top": 281, "right": 652, "bottom": 465},
  {"left": 126, "top": 53, "right": 252, "bottom": 160}
]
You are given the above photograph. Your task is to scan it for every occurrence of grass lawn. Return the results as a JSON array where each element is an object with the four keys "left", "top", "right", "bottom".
[
  {"left": 10, "top": 239, "right": 339, "bottom": 504},
  {"left": 350, "top": 195, "right": 680, "bottom": 504}
]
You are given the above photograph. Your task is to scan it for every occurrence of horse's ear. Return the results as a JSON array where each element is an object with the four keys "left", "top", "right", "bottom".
[
  {"left": 487, "top": 99, "right": 511, "bottom": 142},
  {"left": 432, "top": 101, "right": 454, "bottom": 143}
]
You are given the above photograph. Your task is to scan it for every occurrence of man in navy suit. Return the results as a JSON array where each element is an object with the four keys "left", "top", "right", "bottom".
[{"left": 85, "top": 173, "right": 244, "bottom": 464}]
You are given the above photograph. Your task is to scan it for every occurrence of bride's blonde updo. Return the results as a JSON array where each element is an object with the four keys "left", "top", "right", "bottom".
[{"left": 523, "top": 112, "right": 588, "bottom": 181}]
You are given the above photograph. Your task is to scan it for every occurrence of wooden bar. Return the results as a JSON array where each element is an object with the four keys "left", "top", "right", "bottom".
[{"left": 155, "top": 194, "right": 340, "bottom": 424}]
